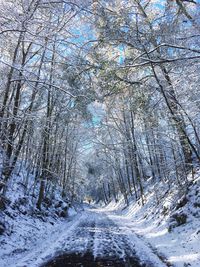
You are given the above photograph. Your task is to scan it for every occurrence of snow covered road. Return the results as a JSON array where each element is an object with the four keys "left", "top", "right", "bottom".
[
  {"left": 41, "top": 208, "right": 170, "bottom": 267},
  {"left": 42, "top": 209, "right": 145, "bottom": 267},
  {"left": 1, "top": 207, "right": 170, "bottom": 267}
]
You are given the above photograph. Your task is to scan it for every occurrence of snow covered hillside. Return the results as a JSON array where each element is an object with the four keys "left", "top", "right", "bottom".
[
  {"left": 0, "top": 169, "right": 79, "bottom": 267},
  {"left": 104, "top": 171, "right": 200, "bottom": 267}
]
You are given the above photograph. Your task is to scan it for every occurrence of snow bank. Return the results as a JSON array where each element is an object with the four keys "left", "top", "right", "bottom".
[
  {"left": 105, "top": 172, "right": 200, "bottom": 267},
  {"left": 0, "top": 167, "right": 79, "bottom": 267}
]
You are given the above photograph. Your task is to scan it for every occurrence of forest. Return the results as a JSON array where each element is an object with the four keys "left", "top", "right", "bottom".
[{"left": 0, "top": 1, "right": 200, "bottom": 267}]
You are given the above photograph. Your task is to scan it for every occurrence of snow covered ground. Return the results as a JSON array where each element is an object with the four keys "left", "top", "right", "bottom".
[
  {"left": 0, "top": 171, "right": 199, "bottom": 267},
  {"left": 0, "top": 206, "right": 80, "bottom": 267},
  {"left": 1, "top": 199, "right": 199, "bottom": 267},
  {"left": 0, "top": 170, "right": 81, "bottom": 267},
  {"left": 104, "top": 174, "right": 200, "bottom": 267},
  {"left": 106, "top": 207, "right": 200, "bottom": 267},
  {"left": 0, "top": 207, "right": 168, "bottom": 267}
]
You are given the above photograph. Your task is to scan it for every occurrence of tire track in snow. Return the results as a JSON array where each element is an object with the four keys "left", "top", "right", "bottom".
[{"left": 92, "top": 210, "right": 143, "bottom": 265}]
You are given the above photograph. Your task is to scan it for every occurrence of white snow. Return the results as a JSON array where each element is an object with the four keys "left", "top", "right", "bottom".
[
  {"left": 103, "top": 174, "right": 200, "bottom": 267},
  {"left": 0, "top": 210, "right": 81, "bottom": 267},
  {"left": 0, "top": 169, "right": 200, "bottom": 267}
]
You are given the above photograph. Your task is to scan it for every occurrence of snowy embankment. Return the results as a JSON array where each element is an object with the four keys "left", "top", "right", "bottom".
[
  {"left": 104, "top": 171, "right": 200, "bottom": 267},
  {"left": 0, "top": 207, "right": 80, "bottom": 267},
  {"left": 0, "top": 169, "right": 79, "bottom": 267}
]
